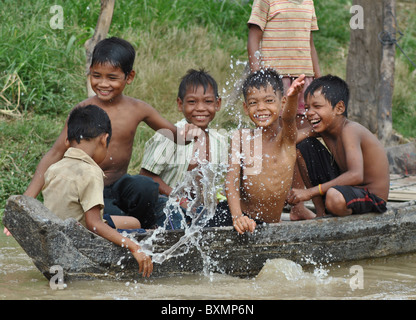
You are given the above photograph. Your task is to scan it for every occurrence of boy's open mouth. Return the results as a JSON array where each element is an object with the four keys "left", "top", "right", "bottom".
[
  {"left": 255, "top": 114, "right": 271, "bottom": 121},
  {"left": 98, "top": 89, "right": 112, "bottom": 96},
  {"left": 193, "top": 115, "right": 210, "bottom": 121},
  {"left": 310, "top": 118, "right": 321, "bottom": 127}
]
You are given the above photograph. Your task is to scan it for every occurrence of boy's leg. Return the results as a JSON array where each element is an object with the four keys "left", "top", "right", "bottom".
[
  {"left": 110, "top": 174, "right": 160, "bottom": 229},
  {"left": 289, "top": 153, "right": 318, "bottom": 220},
  {"left": 295, "top": 137, "right": 341, "bottom": 217},
  {"left": 326, "top": 186, "right": 387, "bottom": 216}
]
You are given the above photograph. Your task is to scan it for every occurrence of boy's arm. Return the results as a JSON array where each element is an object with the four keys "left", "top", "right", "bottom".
[
  {"left": 85, "top": 206, "right": 153, "bottom": 277},
  {"left": 225, "top": 131, "right": 256, "bottom": 234},
  {"left": 142, "top": 103, "right": 202, "bottom": 145},
  {"left": 247, "top": 24, "right": 263, "bottom": 72},
  {"left": 310, "top": 33, "right": 321, "bottom": 78},
  {"left": 24, "top": 124, "right": 69, "bottom": 198},
  {"left": 139, "top": 168, "right": 173, "bottom": 197},
  {"left": 281, "top": 75, "right": 306, "bottom": 144}
]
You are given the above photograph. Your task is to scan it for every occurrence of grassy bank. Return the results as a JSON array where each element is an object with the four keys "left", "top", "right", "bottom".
[{"left": 1, "top": 0, "right": 415, "bottom": 219}]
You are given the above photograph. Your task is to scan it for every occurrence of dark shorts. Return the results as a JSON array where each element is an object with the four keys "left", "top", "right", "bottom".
[
  {"left": 103, "top": 174, "right": 159, "bottom": 228},
  {"left": 297, "top": 137, "right": 387, "bottom": 214},
  {"left": 332, "top": 186, "right": 387, "bottom": 214}
]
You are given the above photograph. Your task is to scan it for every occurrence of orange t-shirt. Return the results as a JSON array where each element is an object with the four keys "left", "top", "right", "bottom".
[{"left": 248, "top": 0, "right": 319, "bottom": 77}]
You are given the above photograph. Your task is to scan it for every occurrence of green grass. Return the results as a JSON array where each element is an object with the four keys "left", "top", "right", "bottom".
[{"left": 1, "top": 0, "right": 416, "bottom": 221}]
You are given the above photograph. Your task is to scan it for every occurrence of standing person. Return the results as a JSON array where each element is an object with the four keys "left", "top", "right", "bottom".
[
  {"left": 42, "top": 105, "right": 153, "bottom": 277},
  {"left": 140, "top": 69, "right": 228, "bottom": 228},
  {"left": 3, "top": 37, "right": 197, "bottom": 237},
  {"left": 226, "top": 68, "right": 305, "bottom": 234},
  {"left": 287, "top": 75, "right": 390, "bottom": 218},
  {"left": 247, "top": 0, "right": 321, "bottom": 129}
]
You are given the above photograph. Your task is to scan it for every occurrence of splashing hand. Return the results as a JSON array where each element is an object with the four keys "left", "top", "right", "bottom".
[
  {"left": 131, "top": 250, "right": 153, "bottom": 278},
  {"left": 286, "top": 74, "right": 306, "bottom": 97},
  {"left": 233, "top": 215, "right": 257, "bottom": 235}
]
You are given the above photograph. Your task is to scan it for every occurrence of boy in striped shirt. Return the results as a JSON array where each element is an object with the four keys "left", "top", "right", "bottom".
[{"left": 140, "top": 69, "right": 228, "bottom": 228}]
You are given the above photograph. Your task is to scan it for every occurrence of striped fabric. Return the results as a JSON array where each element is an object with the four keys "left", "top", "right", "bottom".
[
  {"left": 248, "top": 0, "right": 319, "bottom": 77},
  {"left": 140, "top": 119, "right": 228, "bottom": 189}
]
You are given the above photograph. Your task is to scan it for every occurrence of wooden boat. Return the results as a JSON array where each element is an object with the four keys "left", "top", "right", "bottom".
[{"left": 3, "top": 142, "right": 416, "bottom": 281}]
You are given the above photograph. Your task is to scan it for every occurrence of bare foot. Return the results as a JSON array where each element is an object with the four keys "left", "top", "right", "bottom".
[{"left": 290, "top": 203, "right": 316, "bottom": 221}]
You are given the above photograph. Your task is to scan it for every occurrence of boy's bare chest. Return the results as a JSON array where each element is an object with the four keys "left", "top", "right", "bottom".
[{"left": 242, "top": 144, "right": 296, "bottom": 192}]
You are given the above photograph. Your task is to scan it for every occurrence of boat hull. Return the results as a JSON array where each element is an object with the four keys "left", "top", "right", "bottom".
[{"left": 3, "top": 195, "right": 416, "bottom": 281}]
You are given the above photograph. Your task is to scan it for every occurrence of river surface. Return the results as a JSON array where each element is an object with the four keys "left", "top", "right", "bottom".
[{"left": 1, "top": 232, "right": 415, "bottom": 300}]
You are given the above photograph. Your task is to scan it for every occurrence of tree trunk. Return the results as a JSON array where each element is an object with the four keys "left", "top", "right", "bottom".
[
  {"left": 377, "top": 0, "right": 396, "bottom": 146},
  {"left": 84, "top": 0, "right": 115, "bottom": 97},
  {"left": 346, "top": 0, "right": 396, "bottom": 146}
]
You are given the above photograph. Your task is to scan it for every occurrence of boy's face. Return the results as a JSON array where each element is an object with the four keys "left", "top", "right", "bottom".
[
  {"left": 243, "top": 85, "right": 281, "bottom": 128},
  {"left": 90, "top": 62, "right": 134, "bottom": 102},
  {"left": 305, "top": 90, "right": 344, "bottom": 133},
  {"left": 177, "top": 84, "right": 221, "bottom": 130}
]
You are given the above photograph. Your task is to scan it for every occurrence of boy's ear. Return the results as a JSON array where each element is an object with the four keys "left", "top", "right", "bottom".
[
  {"left": 243, "top": 101, "right": 249, "bottom": 115},
  {"left": 64, "top": 138, "right": 70, "bottom": 148},
  {"left": 126, "top": 70, "right": 135, "bottom": 84},
  {"left": 177, "top": 97, "right": 184, "bottom": 113},
  {"left": 281, "top": 95, "right": 287, "bottom": 107},
  {"left": 100, "top": 133, "right": 110, "bottom": 147},
  {"left": 335, "top": 101, "right": 346, "bottom": 115},
  {"left": 215, "top": 97, "right": 222, "bottom": 111}
]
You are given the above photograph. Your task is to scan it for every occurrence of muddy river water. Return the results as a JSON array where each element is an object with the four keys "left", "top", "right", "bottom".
[{"left": 1, "top": 232, "right": 415, "bottom": 300}]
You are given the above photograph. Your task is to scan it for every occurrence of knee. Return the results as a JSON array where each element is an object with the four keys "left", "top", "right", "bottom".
[{"left": 325, "top": 188, "right": 350, "bottom": 216}]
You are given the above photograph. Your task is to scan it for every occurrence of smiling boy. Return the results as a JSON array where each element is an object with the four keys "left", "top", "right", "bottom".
[
  {"left": 226, "top": 68, "right": 305, "bottom": 234},
  {"left": 287, "top": 75, "right": 389, "bottom": 217},
  {"left": 140, "top": 69, "right": 228, "bottom": 225},
  {"left": 20, "top": 37, "right": 195, "bottom": 231}
]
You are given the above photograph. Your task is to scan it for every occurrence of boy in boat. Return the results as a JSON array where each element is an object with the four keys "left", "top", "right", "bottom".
[
  {"left": 139, "top": 68, "right": 228, "bottom": 228},
  {"left": 14, "top": 37, "right": 198, "bottom": 234},
  {"left": 287, "top": 75, "right": 389, "bottom": 217},
  {"left": 225, "top": 68, "right": 305, "bottom": 234},
  {"left": 42, "top": 105, "right": 153, "bottom": 277}
]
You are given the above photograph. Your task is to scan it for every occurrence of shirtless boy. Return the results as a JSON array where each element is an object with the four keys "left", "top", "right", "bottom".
[
  {"left": 287, "top": 75, "right": 390, "bottom": 217},
  {"left": 226, "top": 68, "right": 305, "bottom": 234},
  {"left": 12, "top": 37, "right": 195, "bottom": 233}
]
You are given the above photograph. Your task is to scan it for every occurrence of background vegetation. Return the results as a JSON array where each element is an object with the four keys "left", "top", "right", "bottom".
[{"left": 1, "top": 0, "right": 415, "bottom": 220}]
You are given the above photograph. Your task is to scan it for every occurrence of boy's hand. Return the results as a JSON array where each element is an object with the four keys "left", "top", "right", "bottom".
[
  {"left": 177, "top": 124, "right": 204, "bottom": 144},
  {"left": 185, "top": 123, "right": 204, "bottom": 142},
  {"left": 287, "top": 187, "right": 313, "bottom": 204},
  {"left": 131, "top": 250, "right": 153, "bottom": 277},
  {"left": 233, "top": 215, "right": 256, "bottom": 235},
  {"left": 286, "top": 74, "right": 306, "bottom": 97},
  {"left": 3, "top": 227, "right": 11, "bottom": 236}
]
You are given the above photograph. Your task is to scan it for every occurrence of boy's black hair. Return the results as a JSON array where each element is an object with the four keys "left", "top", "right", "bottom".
[
  {"left": 90, "top": 37, "right": 135, "bottom": 77},
  {"left": 67, "top": 105, "right": 112, "bottom": 146},
  {"left": 304, "top": 74, "right": 349, "bottom": 117},
  {"left": 242, "top": 68, "right": 284, "bottom": 100},
  {"left": 177, "top": 68, "right": 219, "bottom": 100}
]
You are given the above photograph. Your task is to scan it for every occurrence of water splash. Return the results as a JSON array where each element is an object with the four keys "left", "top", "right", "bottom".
[{"left": 139, "top": 161, "right": 228, "bottom": 269}]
